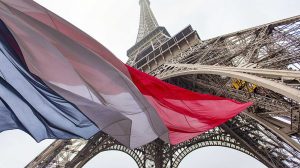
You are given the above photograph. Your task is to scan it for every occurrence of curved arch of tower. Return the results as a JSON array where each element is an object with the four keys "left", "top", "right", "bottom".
[{"left": 27, "top": 1, "right": 300, "bottom": 168}]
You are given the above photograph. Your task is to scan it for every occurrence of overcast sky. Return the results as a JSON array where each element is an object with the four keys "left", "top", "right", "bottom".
[{"left": 0, "top": 0, "right": 299, "bottom": 167}]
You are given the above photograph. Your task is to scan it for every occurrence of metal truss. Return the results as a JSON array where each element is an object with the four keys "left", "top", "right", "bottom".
[
  {"left": 27, "top": 128, "right": 256, "bottom": 168},
  {"left": 163, "top": 73, "right": 300, "bottom": 168},
  {"left": 154, "top": 15, "right": 300, "bottom": 167},
  {"left": 136, "top": 0, "right": 159, "bottom": 43},
  {"left": 27, "top": 8, "right": 300, "bottom": 168},
  {"left": 127, "top": 0, "right": 171, "bottom": 66}
]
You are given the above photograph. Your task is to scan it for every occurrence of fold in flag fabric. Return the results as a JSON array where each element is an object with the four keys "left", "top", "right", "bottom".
[
  {"left": 0, "top": 0, "right": 252, "bottom": 148},
  {"left": 127, "top": 66, "right": 252, "bottom": 144}
]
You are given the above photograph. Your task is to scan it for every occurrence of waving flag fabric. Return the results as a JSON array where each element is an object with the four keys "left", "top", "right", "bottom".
[
  {"left": 0, "top": 0, "right": 252, "bottom": 148},
  {"left": 127, "top": 66, "right": 252, "bottom": 144}
]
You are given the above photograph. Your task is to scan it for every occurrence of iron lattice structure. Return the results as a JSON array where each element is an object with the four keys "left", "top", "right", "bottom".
[
  {"left": 27, "top": 1, "right": 300, "bottom": 168},
  {"left": 136, "top": 0, "right": 159, "bottom": 42}
]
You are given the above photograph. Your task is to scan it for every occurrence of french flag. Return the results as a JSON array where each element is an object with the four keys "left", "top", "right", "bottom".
[{"left": 0, "top": 0, "right": 251, "bottom": 148}]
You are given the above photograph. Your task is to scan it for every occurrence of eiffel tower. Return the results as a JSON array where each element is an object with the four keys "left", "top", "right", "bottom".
[{"left": 27, "top": 0, "right": 300, "bottom": 167}]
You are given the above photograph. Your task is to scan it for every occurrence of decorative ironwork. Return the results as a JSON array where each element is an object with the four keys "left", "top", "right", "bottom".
[
  {"left": 27, "top": 0, "right": 300, "bottom": 167},
  {"left": 136, "top": 0, "right": 159, "bottom": 43},
  {"left": 127, "top": 0, "right": 171, "bottom": 66}
]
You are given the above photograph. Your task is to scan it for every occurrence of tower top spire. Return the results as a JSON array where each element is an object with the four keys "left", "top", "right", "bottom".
[{"left": 136, "top": 0, "right": 159, "bottom": 43}]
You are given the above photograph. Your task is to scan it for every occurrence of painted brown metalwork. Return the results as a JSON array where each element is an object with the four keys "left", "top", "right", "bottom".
[{"left": 26, "top": 1, "right": 300, "bottom": 167}]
